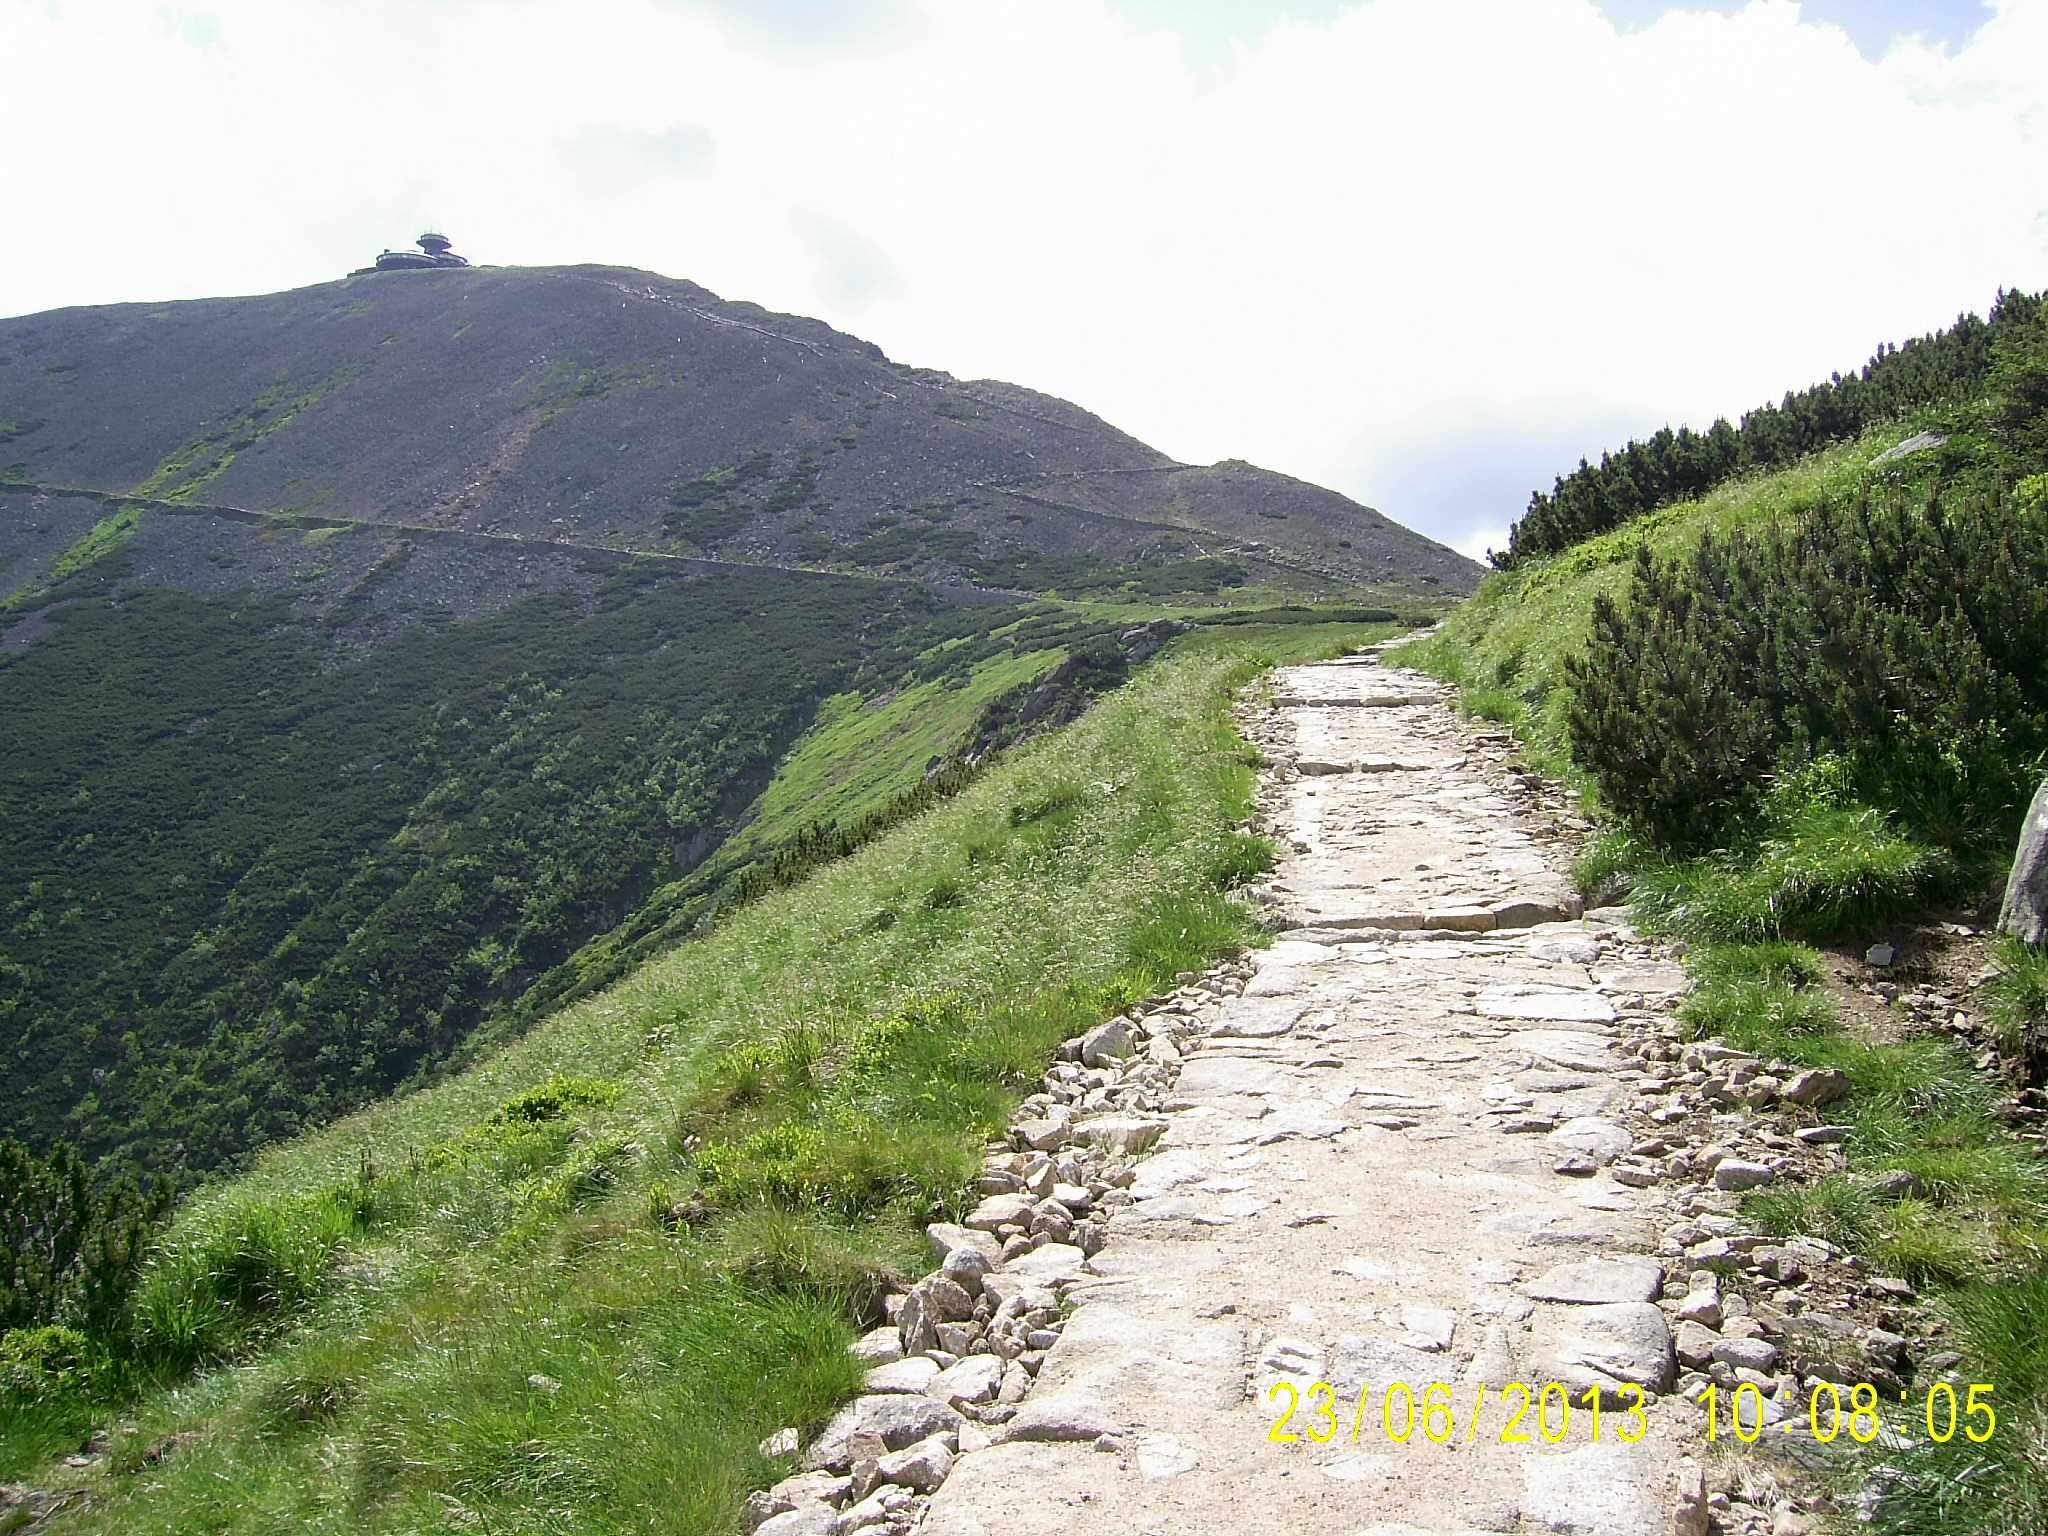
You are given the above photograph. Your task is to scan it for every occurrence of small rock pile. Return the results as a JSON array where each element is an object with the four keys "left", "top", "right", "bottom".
[
  {"left": 1599, "top": 1012, "right": 1959, "bottom": 1531},
  {"left": 742, "top": 959, "right": 1252, "bottom": 1536}
]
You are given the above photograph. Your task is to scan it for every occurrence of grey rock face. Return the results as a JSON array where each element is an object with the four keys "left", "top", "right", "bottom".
[{"left": 1999, "top": 779, "right": 2048, "bottom": 946}]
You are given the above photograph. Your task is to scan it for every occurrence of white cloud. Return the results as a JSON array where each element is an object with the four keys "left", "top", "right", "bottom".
[
  {"left": 1, "top": 0, "right": 2043, "bottom": 554},
  {"left": 1455, "top": 525, "right": 1512, "bottom": 565}
]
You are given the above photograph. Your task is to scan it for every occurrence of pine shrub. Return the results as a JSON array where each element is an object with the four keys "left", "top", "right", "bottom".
[{"left": 1566, "top": 486, "right": 2048, "bottom": 851}]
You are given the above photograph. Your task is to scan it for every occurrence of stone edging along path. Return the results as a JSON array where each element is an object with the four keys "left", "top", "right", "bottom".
[{"left": 744, "top": 654, "right": 1915, "bottom": 1536}]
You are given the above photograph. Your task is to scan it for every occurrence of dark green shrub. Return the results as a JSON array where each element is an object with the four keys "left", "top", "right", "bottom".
[
  {"left": 0, "top": 1138, "right": 171, "bottom": 1342},
  {"left": 490, "top": 1075, "right": 621, "bottom": 1125},
  {"left": 1567, "top": 486, "right": 2048, "bottom": 851}
]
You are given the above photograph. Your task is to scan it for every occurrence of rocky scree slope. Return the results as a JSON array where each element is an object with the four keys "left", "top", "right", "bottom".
[{"left": 0, "top": 264, "right": 1477, "bottom": 597}]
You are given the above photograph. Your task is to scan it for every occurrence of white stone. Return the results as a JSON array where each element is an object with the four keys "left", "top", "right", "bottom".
[
  {"left": 800, "top": 1394, "right": 963, "bottom": 1472},
  {"left": 850, "top": 1327, "right": 904, "bottom": 1366},
  {"left": 1079, "top": 1016, "right": 1135, "bottom": 1068},
  {"left": 876, "top": 1435, "right": 955, "bottom": 1493},
  {"left": 928, "top": 1354, "right": 1004, "bottom": 1407},
  {"left": 1524, "top": 1256, "right": 1663, "bottom": 1305},
  {"left": 1546, "top": 1117, "right": 1633, "bottom": 1166},
  {"left": 864, "top": 1356, "right": 941, "bottom": 1395},
  {"left": 1072, "top": 1115, "right": 1168, "bottom": 1153}
]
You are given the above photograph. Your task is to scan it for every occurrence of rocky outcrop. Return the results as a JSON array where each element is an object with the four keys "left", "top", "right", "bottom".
[{"left": 1998, "top": 778, "right": 2048, "bottom": 947}]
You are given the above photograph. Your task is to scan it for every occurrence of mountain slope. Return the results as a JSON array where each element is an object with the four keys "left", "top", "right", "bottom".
[
  {"left": 0, "top": 264, "right": 1476, "bottom": 596},
  {"left": 0, "top": 265, "right": 1468, "bottom": 1178}
]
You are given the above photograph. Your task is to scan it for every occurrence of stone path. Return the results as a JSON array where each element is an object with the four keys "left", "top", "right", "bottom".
[{"left": 914, "top": 657, "right": 1704, "bottom": 1535}]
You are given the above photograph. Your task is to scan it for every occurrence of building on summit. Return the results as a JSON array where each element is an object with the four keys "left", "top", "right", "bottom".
[{"left": 355, "top": 231, "right": 472, "bottom": 275}]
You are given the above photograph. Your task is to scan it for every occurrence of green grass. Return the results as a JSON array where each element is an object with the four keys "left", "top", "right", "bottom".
[
  {"left": 134, "top": 371, "right": 361, "bottom": 501},
  {"left": 1627, "top": 800, "right": 1952, "bottom": 945},
  {"left": 47, "top": 506, "right": 145, "bottom": 583},
  {"left": 731, "top": 648, "right": 1063, "bottom": 856},
  {"left": 1988, "top": 935, "right": 2048, "bottom": 1074},
  {"left": 5, "top": 619, "right": 1394, "bottom": 1532},
  {"left": 1872, "top": 1266, "right": 2048, "bottom": 1536},
  {"left": 1, "top": 505, "right": 145, "bottom": 612}
]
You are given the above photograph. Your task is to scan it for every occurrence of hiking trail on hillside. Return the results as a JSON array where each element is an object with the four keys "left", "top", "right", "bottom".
[{"left": 908, "top": 652, "right": 1707, "bottom": 1534}]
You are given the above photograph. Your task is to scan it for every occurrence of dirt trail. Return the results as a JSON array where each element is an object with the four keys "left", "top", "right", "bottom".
[{"left": 917, "top": 654, "right": 1704, "bottom": 1535}]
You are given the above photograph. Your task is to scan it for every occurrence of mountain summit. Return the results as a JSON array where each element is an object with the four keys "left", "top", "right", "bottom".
[{"left": 0, "top": 263, "right": 1474, "bottom": 599}]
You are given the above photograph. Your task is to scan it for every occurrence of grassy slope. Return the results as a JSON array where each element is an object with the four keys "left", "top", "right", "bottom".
[
  {"left": 14, "top": 619, "right": 1398, "bottom": 1535},
  {"left": 1397, "top": 431, "right": 2048, "bottom": 1535},
  {"left": 730, "top": 646, "right": 1063, "bottom": 857}
]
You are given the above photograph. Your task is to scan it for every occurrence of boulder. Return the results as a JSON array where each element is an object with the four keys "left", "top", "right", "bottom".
[
  {"left": 897, "top": 1276, "right": 974, "bottom": 1355},
  {"left": 1998, "top": 779, "right": 2048, "bottom": 947},
  {"left": 1712, "top": 1159, "right": 1775, "bottom": 1192},
  {"left": 1674, "top": 1321, "right": 1720, "bottom": 1369},
  {"left": 864, "top": 1356, "right": 941, "bottom": 1394},
  {"left": 754, "top": 1506, "right": 838, "bottom": 1536},
  {"left": 1783, "top": 1068, "right": 1851, "bottom": 1107},
  {"left": 1079, "top": 1017, "right": 1135, "bottom": 1068},
  {"left": 850, "top": 1327, "right": 904, "bottom": 1366},
  {"left": 1073, "top": 1115, "right": 1168, "bottom": 1154},
  {"left": 941, "top": 1245, "right": 993, "bottom": 1295},
  {"left": 926, "top": 1223, "right": 1001, "bottom": 1266},
  {"left": 1014, "top": 1107, "right": 1073, "bottom": 1152},
  {"left": 876, "top": 1435, "right": 955, "bottom": 1493},
  {"left": 800, "top": 1394, "right": 964, "bottom": 1472},
  {"left": 964, "top": 1195, "right": 1035, "bottom": 1233},
  {"left": 928, "top": 1353, "right": 1005, "bottom": 1407},
  {"left": 1002, "top": 1393, "right": 1125, "bottom": 1442},
  {"left": 1712, "top": 1336, "right": 1779, "bottom": 1373}
]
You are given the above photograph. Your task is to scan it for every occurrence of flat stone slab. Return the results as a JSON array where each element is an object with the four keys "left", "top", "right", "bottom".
[
  {"left": 1003, "top": 1243, "right": 1087, "bottom": 1282},
  {"left": 1524, "top": 1256, "right": 1664, "bottom": 1305},
  {"left": 1511, "top": 1029, "right": 1621, "bottom": 1073},
  {"left": 1528, "top": 1301, "right": 1676, "bottom": 1398},
  {"left": 1477, "top": 987, "right": 1618, "bottom": 1024},
  {"left": 1173, "top": 1056, "right": 1294, "bottom": 1096},
  {"left": 1545, "top": 1116, "right": 1633, "bottom": 1165},
  {"left": 1522, "top": 1445, "right": 1665, "bottom": 1536},
  {"left": 1593, "top": 962, "right": 1690, "bottom": 995},
  {"left": 1209, "top": 997, "right": 1311, "bottom": 1038}
]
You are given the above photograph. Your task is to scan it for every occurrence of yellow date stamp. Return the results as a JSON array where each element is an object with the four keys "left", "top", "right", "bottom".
[
  {"left": 1702, "top": 1381, "right": 1997, "bottom": 1445},
  {"left": 1266, "top": 1379, "right": 1649, "bottom": 1447}
]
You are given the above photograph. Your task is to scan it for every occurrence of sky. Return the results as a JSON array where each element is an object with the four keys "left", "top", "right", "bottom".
[{"left": 3, "top": 0, "right": 2044, "bottom": 560}]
